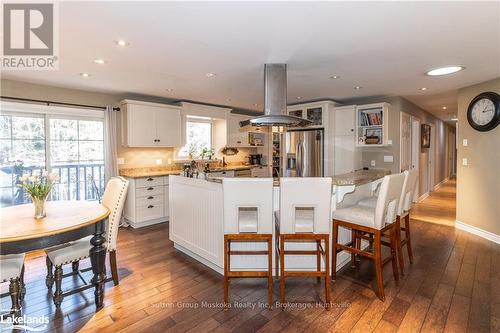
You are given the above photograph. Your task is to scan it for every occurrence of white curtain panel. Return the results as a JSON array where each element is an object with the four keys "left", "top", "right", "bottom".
[{"left": 104, "top": 106, "right": 119, "bottom": 182}]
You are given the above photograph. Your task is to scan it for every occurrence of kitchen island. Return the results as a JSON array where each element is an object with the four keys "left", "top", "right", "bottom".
[{"left": 169, "top": 169, "right": 389, "bottom": 275}]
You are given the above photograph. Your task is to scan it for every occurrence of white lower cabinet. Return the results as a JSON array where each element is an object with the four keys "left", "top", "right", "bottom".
[
  {"left": 123, "top": 176, "right": 169, "bottom": 228},
  {"left": 251, "top": 166, "right": 269, "bottom": 177}
]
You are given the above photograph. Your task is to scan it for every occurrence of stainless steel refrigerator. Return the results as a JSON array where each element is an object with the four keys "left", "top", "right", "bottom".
[{"left": 284, "top": 129, "right": 324, "bottom": 177}]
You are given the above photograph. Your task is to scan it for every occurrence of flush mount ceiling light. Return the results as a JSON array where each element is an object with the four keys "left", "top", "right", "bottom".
[
  {"left": 79, "top": 72, "right": 90, "bottom": 78},
  {"left": 94, "top": 59, "right": 106, "bottom": 65},
  {"left": 354, "top": 86, "right": 362, "bottom": 90},
  {"left": 419, "top": 87, "right": 428, "bottom": 91},
  {"left": 115, "top": 39, "right": 129, "bottom": 47},
  {"left": 329, "top": 75, "right": 340, "bottom": 79},
  {"left": 205, "top": 73, "right": 216, "bottom": 78},
  {"left": 426, "top": 66, "right": 464, "bottom": 76}
]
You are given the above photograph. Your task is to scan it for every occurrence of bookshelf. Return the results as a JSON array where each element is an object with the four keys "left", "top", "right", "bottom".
[{"left": 355, "top": 102, "right": 390, "bottom": 147}]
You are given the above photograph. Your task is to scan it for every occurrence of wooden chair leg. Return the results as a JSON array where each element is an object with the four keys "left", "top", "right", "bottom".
[
  {"left": 9, "top": 278, "right": 21, "bottom": 317},
  {"left": 405, "top": 214, "right": 414, "bottom": 264},
  {"left": 316, "top": 240, "right": 321, "bottom": 282},
  {"left": 267, "top": 237, "right": 273, "bottom": 309},
  {"left": 395, "top": 217, "right": 405, "bottom": 276},
  {"left": 275, "top": 234, "right": 280, "bottom": 278},
  {"left": 324, "top": 238, "right": 331, "bottom": 310},
  {"left": 20, "top": 265, "right": 26, "bottom": 301},
  {"left": 223, "top": 237, "right": 229, "bottom": 309},
  {"left": 389, "top": 225, "right": 400, "bottom": 285},
  {"left": 53, "top": 265, "right": 63, "bottom": 307},
  {"left": 355, "top": 231, "right": 361, "bottom": 262},
  {"left": 109, "top": 250, "right": 119, "bottom": 286},
  {"left": 373, "top": 231, "right": 385, "bottom": 301},
  {"left": 72, "top": 261, "right": 79, "bottom": 273},
  {"left": 279, "top": 235, "right": 286, "bottom": 308},
  {"left": 331, "top": 221, "right": 339, "bottom": 280},
  {"left": 45, "top": 256, "right": 54, "bottom": 289},
  {"left": 350, "top": 229, "right": 356, "bottom": 268}
]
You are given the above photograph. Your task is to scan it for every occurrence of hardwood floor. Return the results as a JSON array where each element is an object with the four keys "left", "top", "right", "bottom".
[{"left": 1, "top": 179, "right": 498, "bottom": 332}]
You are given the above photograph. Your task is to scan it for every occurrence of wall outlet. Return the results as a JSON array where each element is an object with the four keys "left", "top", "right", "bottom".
[
  {"left": 155, "top": 159, "right": 163, "bottom": 165},
  {"left": 117, "top": 158, "right": 125, "bottom": 165},
  {"left": 370, "top": 160, "right": 376, "bottom": 167},
  {"left": 463, "top": 139, "right": 468, "bottom": 146},
  {"left": 167, "top": 158, "right": 172, "bottom": 165},
  {"left": 462, "top": 158, "right": 468, "bottom": 166},
  {"left": 383, "top": 155, "right": 393, "bottom": 163}
]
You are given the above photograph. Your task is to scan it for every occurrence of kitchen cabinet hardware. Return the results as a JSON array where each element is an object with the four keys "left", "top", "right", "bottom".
[
  {"left": 148, "top": 205, "right": 154, "bottom": 209},
  {"left": 147, "top": 187, "right": 154, "bottom": 190},
  {"left": 147, "top": 177, "right": 154, "bottom": 181},
  {"left": 147, "top": 196, "right": 154, "bottom": 199}
]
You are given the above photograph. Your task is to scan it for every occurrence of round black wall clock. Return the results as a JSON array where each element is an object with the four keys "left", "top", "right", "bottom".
[{"left": 467, "top": 91, "right": 500, "bottom": 132}]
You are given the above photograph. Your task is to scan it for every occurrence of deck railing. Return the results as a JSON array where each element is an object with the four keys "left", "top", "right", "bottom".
[{"left": 0, "top": 163, "right": 105, "bottom": 207}]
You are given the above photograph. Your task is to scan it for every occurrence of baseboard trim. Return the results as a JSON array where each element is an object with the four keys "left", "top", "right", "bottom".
[
  {"left": 433, "top": 177, "right": 450, "bottom": 191},
  {"left": 417, "top": 192, "right": 429, "bottom": 202},
  {"left": 456, "top": 220, "right": 500, "bottom": 244}
]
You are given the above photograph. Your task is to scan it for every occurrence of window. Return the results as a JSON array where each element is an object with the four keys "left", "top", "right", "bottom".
[
  {"left": 0, "top": 108, "right": 105, "bottom": 207},
  {"left": 178, "top": 120, "right": 212, "bottom": 158}
]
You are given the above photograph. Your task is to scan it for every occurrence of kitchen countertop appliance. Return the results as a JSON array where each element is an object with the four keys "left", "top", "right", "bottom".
[
  {"left": 248, "top": 154, "right": 263, "bottom": 166},
  {"left": 284, "top": 128, "right": 324, "bottom": 177}
]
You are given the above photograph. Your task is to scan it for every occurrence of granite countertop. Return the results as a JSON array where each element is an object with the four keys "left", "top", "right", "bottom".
[
  {"left": 331, "top": 169, "right": 391, "bottom": 186},
  {"left": 207, "top": 169, "right": 390, "bottom": 187},
  {"left": 120, "top": 164, "right": 266, "bottom": 178}
]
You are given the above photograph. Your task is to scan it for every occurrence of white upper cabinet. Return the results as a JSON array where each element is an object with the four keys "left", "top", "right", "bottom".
[
  {"left": 121, "top": 100, "right": 181, "bottom": 147},
  {"left": 334, "top": 105, "right": 356, "bottom": 136},
  {"left": 227, "top": 114, "right": 250, "bottom": 147}
]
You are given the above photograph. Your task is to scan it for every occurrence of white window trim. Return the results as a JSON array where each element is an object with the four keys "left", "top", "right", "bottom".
[{"left": 1, "top": 101, "right": 105, "bottom": 119}]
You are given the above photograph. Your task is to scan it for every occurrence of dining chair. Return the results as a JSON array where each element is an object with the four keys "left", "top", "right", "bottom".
[
  {"left": 0, "top": 254, "right": 26, "bottom": 317},
  {"left": 332, "top": 173, "right": 405, "bottom": 301},
  {"left": 223, "top": 178, "right": 274, "bottom": 309},
  {"left": 357, "top": 169, "right": 418, "bottom": 275},
  {"left": 275, "top": 177, "right": 332, "bottom": 309},
  {"left": 44, "top": 176, "right": 129, "bottom": 307}
]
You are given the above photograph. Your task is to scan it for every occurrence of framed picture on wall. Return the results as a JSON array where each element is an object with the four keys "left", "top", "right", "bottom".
[{"left": 421, "top": 124, "right": 431, "bottom": 148}]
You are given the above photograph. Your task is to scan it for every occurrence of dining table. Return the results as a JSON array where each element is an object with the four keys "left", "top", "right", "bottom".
[{"left": 0, "top": 200, "right": 110, "bottom": 309}]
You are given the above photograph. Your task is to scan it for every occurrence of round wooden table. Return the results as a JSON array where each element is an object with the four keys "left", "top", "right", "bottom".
[{"left": 1, "top": 200, "right": 110, "bottom": 309}]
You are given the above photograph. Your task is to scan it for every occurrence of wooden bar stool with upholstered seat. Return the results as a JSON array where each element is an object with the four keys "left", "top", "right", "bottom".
[
  {"left": 275, "top": 177, "right": 331, "bottom": 310},
  {"left": 223, "top": 178, "right": 274, "bottom": 309},
  {"left": 45, "top": 176, "right": 129, "bottom": 307},
  {"left": 332, "top": 173, "right": 405, "bottom": 301},
  {"left": 357, "top": 169, "right": 418, "bottom": 275},
  {"left": 0, "top": 254, "right": 26, "bottom": 317}
]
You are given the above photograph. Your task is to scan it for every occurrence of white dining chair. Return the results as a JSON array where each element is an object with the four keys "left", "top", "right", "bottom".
[
  {"left": 332, "top": 172, "right": 405, "bottom": 301},
  {"left": 357, "top": 169, "right": 418, "bottom": 274},
  {"left": 223, "top": 178, "right": 274, "bottom": 308},
  {"left": 275, "top": 177, "right": 332, "bottom": 309},
  {"left": 45, "top": 176, "right": 129, "bottom": 307},
  {"left": 0, "top": 254, "right": 26, "bottom": 317}
]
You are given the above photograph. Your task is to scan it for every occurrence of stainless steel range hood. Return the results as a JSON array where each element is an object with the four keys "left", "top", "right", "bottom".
[{"left": 239, "top": 64, "right": 312, "bottom": 128}]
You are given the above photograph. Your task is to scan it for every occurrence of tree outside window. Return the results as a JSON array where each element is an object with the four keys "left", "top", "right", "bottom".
[{"left": 178, "top": 121, "right": 212, "bottom": 158}]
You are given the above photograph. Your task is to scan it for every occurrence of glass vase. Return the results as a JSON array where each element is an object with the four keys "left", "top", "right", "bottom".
[{"left": 32, "top": 196, "right": 47, "bottom": 219}]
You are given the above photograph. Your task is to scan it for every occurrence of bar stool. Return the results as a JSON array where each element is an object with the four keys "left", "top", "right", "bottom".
[
  {"left": 332, "top": 173, "right": 405, "bottom": 301},
  {"left": 223, "top": 178, "right": 274, "bottom": 308},
  {"left": 0, "top": 254, "right": 26, "bottom": 317},
  {"left": 358, "top": 169, "right": 418, "bottom": 275},
  {"left": 275, "top": 177, "right": 332, "bottom": 309}
]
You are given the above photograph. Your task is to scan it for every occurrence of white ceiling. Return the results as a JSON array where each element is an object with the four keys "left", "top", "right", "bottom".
[{"left": 2, "top": 1, "right": 499, "bottom": 122}]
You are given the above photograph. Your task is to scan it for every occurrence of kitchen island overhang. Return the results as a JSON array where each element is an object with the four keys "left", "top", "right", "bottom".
[{"left": 168, "top": 170, "right": 389, "bottom": 275}]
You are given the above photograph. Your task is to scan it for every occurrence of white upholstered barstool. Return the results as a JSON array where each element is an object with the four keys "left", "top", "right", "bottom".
[
  {"left": 223, "top": 178, "right": 274, "bottom": 308},
  {"left": 275, "top": 177, "right": 332, "bottom": 309},
  {"left": 332, "top": 173, "right": 405, "bottom": 301},
  {"left": 358, "top": 169, "right": 418, "bottom": 275},
  {"left": 0, "top": 254, "right": 25, "bottom": 317},
  {"left": 45, "top": 176, "right": 129, "bottom": 307}
]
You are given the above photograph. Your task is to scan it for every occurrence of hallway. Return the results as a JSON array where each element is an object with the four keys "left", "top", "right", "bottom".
[{"left": 411, "top": 178, "right": 457, "bottom": 226}]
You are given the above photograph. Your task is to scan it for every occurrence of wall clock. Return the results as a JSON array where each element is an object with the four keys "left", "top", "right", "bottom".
[{"left": 467, "top": 91, "right": 500, "bottom": 132}]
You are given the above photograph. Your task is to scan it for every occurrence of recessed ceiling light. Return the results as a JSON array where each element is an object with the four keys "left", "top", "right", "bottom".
[
  {"left": 296, "top": 96, "right": 302, "bottom": 100},
  {"left": 442, "top": 106, "right": 447, "bottom": 110},
  {"left": 165, "top": 88, "right": 174, "bottom": 92},
  {"left": 354, "top": 86, "right": 362, "bottom": 90},
  {"left": 426, "top": 66, "right": 464, "bottom": 76},
  {"left": 115, "top": 39, "right": 129, "bottom": 47},
  {"left": 419, "top": 87, "right": 428, "bottom": 91},
  {"left": 329, "top": 75, "right": 340, "bottom": 79},
  {"left": 80, "top": 72, "right": 90, "bottom": 78},
  {"left": 253, "top": 103, "right": 259, "bottom": 107},
  {"left": 226, "top": 98, "right": 231, "bottom": 102},
  {"left": 94, "top": 59, "right": 106, "bottom": 65},
  {"left": 205, "top": 73, "right": 216, "bottom": 78}
]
